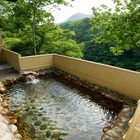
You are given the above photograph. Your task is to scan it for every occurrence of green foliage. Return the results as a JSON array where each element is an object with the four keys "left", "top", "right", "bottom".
[
  {"left": 41, "top": 39, "right": 83, "bottom": 58},
  {"left": 4, "top": 38, "right": 22, "bottom": 49},
  {"left": 0, "top": 0, "right": 83, "bottom": 58},
  {"left": 8, "top": 0, "right": 69, "bottom": 54},
  {"left": 3, "top": 38, "right": 34, "bottom": 56},
  {"left": 60, "top": 15, "right": 140, "bottom": 71},
  {"left": 38, "top": 24, "right": 83, "bottom": 58},
  {"left": 1, "top": 0, "right": 140, "bottom": 71},
  {"left": 83, "top": 42, "right": 140, "bottom": 71},
  {"left": 91, "top": 0, "right": 140, "bottom": 55},
  {"left": 60, "top": 18, "right": 92, "bottom": 43}
]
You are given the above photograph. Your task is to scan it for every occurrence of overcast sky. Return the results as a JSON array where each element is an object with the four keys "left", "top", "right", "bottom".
[{"left": 51, "top": 0, "right": 115, "bottom": 23}]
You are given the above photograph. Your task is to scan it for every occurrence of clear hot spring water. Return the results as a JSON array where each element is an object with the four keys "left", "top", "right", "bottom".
[{"left": 6, "top": 77, "right": 119, "bottom": 140}]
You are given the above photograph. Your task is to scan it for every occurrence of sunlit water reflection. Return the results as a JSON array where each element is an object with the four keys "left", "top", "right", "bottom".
[{"left": 6, "top": 77, "right": 117, "bottom": 140}]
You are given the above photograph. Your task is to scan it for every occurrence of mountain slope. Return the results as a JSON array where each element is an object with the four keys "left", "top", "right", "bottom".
[{"left": 64, "top": 13, "right": 92, "bottom": 22}]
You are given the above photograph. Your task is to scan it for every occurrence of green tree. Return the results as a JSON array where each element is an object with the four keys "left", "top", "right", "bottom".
[
  {"left": 91, "top": 0, "right": 140, "bottom": 55},
  {"left": 1, "top": 0, "right": 83, "bottom": 58},
  {"left": 3, "top": 23, "right": 83, "bottom": 58},
  {"left": 36, "top": 23, "right": 83, "bottom": 58},
  {"left": 60, "top": 18, "right": 92, "bottom": 44},
  {"left": 6, "top": 0, "right": 70, "bottom": 54},
  {"left": 60, "top": 15, "right": 140, "bottom": 71}
]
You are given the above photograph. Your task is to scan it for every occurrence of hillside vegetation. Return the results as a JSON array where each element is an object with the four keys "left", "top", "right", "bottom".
[
  {"left": 0, "top": 0, "right": 139, "bottom": 71},
  {"left": 60, "top": 0, "right": 140, "bottom": 71}
]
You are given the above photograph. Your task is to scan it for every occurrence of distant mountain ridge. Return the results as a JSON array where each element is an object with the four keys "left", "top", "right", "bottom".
[{"left": 64, "top": 12, "right": 92, "bottom": 22}]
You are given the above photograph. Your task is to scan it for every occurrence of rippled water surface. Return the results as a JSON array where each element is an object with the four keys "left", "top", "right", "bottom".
[{"left": 6, "top": 77, "right": 117, "bottom": 140}]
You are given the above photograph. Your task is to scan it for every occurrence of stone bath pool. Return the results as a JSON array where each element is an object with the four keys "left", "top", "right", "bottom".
[{"left": 6, "top": 75, "right": 120, "bottom": 140}]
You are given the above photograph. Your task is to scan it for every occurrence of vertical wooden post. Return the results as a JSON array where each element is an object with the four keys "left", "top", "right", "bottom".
[{"left": 124, "top": 100, "right": 140, "bottom": 140}]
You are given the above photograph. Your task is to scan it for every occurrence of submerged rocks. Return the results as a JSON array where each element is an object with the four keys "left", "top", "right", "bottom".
[
  {"left": 34, "top": 120, "right": 42, "bottom": 126},
  {"left": 46, "top": 131, "right": 51, "bottom": 137},
  {"left": 0, "top": 67, "right": 137, "bottom": 140},
  {"left": 39, "top": 124, "right": 47, "bottom": 130},
  {"left": 41, "top": 67, "right": 136, "bottom": 140}
]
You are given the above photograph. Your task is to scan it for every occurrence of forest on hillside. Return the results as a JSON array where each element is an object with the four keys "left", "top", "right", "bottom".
[
  {"left": 0, "top": 0, "right": 140, "bottom": 71},
  {"left": 60, "top": 18, "right": 140, "bottom": 71}
]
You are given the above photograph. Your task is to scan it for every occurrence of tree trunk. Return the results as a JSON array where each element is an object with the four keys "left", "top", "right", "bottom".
[{"left": 32, "top": 7, "right": 37, "bottom": 55}]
